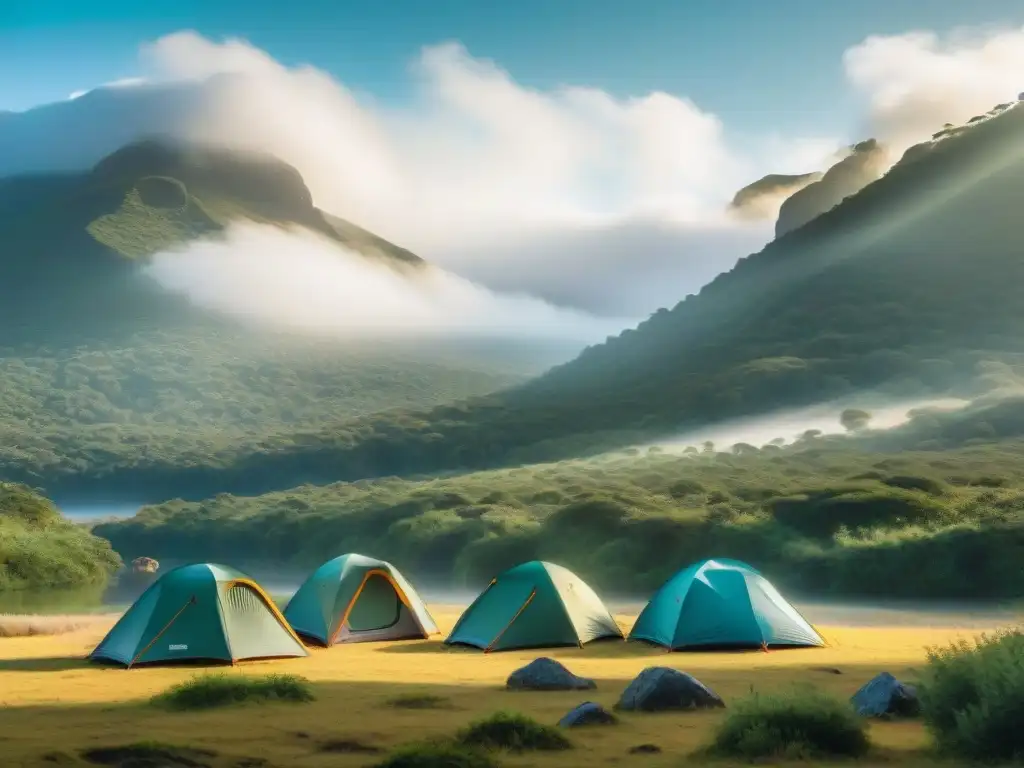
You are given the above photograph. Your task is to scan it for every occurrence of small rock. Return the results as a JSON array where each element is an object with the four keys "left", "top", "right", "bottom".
[
  {"left": 506, "top": 657, "right": 596, "bottom": 691},
  {"left": 558, "top": 702, "right": 618, "bottom": 728},
  {"left": 615, "top": 667, "right": 725, "bottom": 712},
  {"left": 131, "top": 556, "right": 159, "bottom": 574},
  {"left": 851, "top": 672, "right": 920, "bottom": 718},
  {"left": 628, "top": 744, "right": 661, "bottom": 754}
]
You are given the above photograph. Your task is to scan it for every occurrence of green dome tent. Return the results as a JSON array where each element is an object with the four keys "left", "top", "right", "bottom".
[
  {"left": 445, "top": 560, "right": 623, "bottom": 652},
  {"left": 90, "top": 563, "right": 308, "bottom": 667},
  {"left": 628, "top": 558, "right": 824, "bottom": 650},
  {"left": 283, "top": 553, "right": 438, "bottom": 646}
]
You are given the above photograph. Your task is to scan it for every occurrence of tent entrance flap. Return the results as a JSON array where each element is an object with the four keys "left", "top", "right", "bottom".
[
  {"left": 129, "top": 595, "right": 195, "bottom": 668},
  {"left": 348, "top": 573, "right": 402, "bottom": 631},
  {"left": 331, "top": 568, "right": 418, "bottom": 644},
  {"left": 485, "top": 588, "right": 536, "bottom": 653}
]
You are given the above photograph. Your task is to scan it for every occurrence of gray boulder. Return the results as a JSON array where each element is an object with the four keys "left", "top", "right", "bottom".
[
  {"left": 557, "top": 702, "right": 618, "bottom": 728},
  {"left": 506, "top": 657, "right": 596, "bottom": 691},
  {"left": 615, "top": 667, "right": 725, "bottom": 712},
  {"left": 851, "top": 672, "right": 920, "bottom": 717}
]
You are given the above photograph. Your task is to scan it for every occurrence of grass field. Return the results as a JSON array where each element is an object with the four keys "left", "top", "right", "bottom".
[{"left": 0, "top": 606, "right": 1011, "bottom": 768}]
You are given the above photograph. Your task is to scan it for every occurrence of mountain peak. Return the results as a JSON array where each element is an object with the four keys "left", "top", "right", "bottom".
[{"left": 90, "top": 137, "right": 317, "bottom": 220}]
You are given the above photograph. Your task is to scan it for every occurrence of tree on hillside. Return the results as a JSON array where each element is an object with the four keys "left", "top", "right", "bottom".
[
  {"left": 731, "top": 442, "right": 759, "bottom": 456},
  {"left": 840, "top": 408, "right": 872, "bottom": 432}
]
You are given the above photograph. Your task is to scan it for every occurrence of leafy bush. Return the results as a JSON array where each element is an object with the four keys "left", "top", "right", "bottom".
[
  {"left": 457, "top": 711, "right": 571, "bottom": 752},
  {"left": 919, "top": 630, "right": 1024, "bottom": 761},
  {"left": 152, "top": 673, "right": 314, "bottom": 711},
  {"left": 0, "top": 482, "right": 121, "bottom": 590},
  {"left": 372, "top": 742, "right": 498, "bottom": 768},
  {"left": 880, "top": 474, "right": 948, "bottom": 495},
  {"left": 769, "top": 487, "right": 946, "bottom": 537},
  {"left": 711, "top": 688, "right": 870, "bottom": 760}
]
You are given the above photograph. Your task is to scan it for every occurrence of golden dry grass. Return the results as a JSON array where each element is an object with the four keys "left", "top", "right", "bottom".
[
  {"left": 0, "top": 606, "right": 1009, "bottom": 768},
  {"left": 0, "top": 613, "right": 116, "bottom": 638}
]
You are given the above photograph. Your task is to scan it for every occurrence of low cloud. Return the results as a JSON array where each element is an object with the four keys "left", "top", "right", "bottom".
[
  {"left": 132, "top": 32, "right": 838, "bottom": 316},
  {"left": 68, "top": 77, "right": 148, "bottom": 101},
  {"left": 4, "top": 25, "right": 1023, "bottom": 320},
  {"left": 844, "top": 26, "right": 1024, "bottom": 153},
  {"left": 143, "top": 222, "right": 633, "bottom": 343}
]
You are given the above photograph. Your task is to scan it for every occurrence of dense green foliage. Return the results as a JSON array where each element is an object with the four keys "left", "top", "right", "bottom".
[
  {"left": 0, "top": 482, "right": 121, "bottom": 590},
  {"left": 456, "top": 712, "right": 571, "bottom": 752},
  {"left": 919, "top": 630, "right": 1024, "bottom": 761},
  {"left": 94, "top": 396, "right": 1024, "bottom": 600},
  {"left": 152, "top": 673, "right": 315, "bottom": 711},
  {"left": 0, "top": 329, "right": 524, "bottom": 496},
  {"left": 711, "top": 688, "right": 870, "bottom": 760}
]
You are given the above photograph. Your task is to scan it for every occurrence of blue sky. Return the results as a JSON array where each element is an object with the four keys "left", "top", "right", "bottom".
[{"left": 3, "top": 0, "right": 1024, "bottom": 139}]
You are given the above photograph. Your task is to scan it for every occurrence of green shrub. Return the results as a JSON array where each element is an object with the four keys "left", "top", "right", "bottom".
[
  {"left": 769, "top": 487, "right": 946, "bottom": 537},
  {"left": 919, "top": 629, "right": 1024, "bottom": 761},
  {"left": 711, "top": 688, "right": 870, "bottom": 760},
  {"left": 152, "top": 673, "right": 314, "bottom": 711},
  {"left": 457, "top": 711, "right": 571, "bottom": 752},
  {"left": 880, "top": 474, "right": 948, "bottom": 495},
  {"left": 0, "top": 482, "right": 121, "bottom": 591},
  {"left": 372, "top": 742, "right": 498, "bottom": 768}
]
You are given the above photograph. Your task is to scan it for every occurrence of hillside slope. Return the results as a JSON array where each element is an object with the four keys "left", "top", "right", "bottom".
[
  {"left": 0, "top": 140, "right": 545, "bottom": 498},
  {"left": 93, "top": 397, "right": 1024, "bottom": 601},
  {"left": 8, "top": 102, "right": 1024, "bottom": 501}
]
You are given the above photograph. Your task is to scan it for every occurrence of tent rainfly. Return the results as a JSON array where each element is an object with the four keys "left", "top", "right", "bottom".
[
  {"left": 628, "top": 558, "right": 825, "bottom": 650},
  {"left": 445, "top": 560, "right": 623, "bottom": 652},
  {"left": 283, "top": 553, "right": 438, "bottom": 646},
  {"left": 90, "top": 563, "right": 308, "bottom": 667}
]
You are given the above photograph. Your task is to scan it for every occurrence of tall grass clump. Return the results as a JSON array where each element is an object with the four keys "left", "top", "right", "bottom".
[
  {"left": 711, "top": 688, "right": 870, "bottom": 760},
  {"left": 457, "top": 711, "right": 571, "bottom": 752},
  {"left": 919, "top": 629, "right": 1024, "bottom": 761},
  {"left": 152, "top": 673, "right": 314, "bottom": 711},
  {"left": 0, "top": 614, "right": 104, "bottom": 638},
  {"left": 372, "top": 742, "right": 499, "bottom": 768}
]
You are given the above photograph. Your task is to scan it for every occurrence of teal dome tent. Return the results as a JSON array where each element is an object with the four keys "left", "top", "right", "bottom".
[
  {"left": 445, "top": 560, "right": 623, "bottom": 652},
  {"left": 629, "top": 558, "right": 824, "bottom": 650},
  {"left": 90, "top": 563, "right": 308, "bottom": 667},
  {"left": 284, "top": 554, "right": 438, "bottom": 646}
]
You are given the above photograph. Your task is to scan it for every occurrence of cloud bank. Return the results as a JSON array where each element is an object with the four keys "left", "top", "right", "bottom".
[
  {"left": 3, "top": 24, "right": 1023, "bottom": 321},
  {"left": 844, "top": 26, "right": 1024, "bottom": 153},
  {"left": 128, "top": 32, "right": 843, "bottom": 316},
  {"left": 144, "top": 222, "right": 630, "bottom": 344}
]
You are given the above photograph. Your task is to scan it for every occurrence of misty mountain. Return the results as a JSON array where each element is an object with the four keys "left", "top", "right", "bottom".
[
  {"left": 0, "top": 138, "right": 587, "bottom": 500},
  {"left": 0, "top": 137, "right": 423, "bottom": 343},
  {"left": 8, "top": 98, "right": 1024, "bottom": 503}
]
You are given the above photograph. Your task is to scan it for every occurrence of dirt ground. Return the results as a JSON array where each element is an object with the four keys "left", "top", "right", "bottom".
[{"left": 0, "top": 606, "right": 1008, "bottom": 767}]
